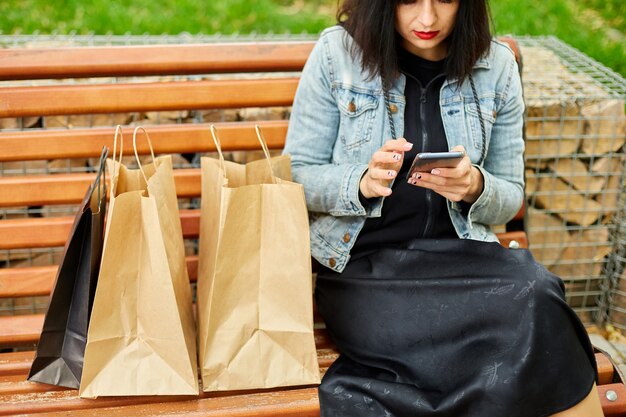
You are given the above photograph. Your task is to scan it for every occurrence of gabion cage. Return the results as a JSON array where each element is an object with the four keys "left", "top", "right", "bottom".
[
  {"left": 516, "top": 36, "right": 626, "bottom": 327},
  {"left": 0, "top": 34, "right": 625, "bottom": 329}
]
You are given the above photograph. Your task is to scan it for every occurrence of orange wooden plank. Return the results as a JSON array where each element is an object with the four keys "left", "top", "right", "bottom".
[
  {"left": 0, "top": 78, "right": 298, "bottom": 118},
  {"left": 0, "top": 209, "right": 200, "bottom": 250},
  {"left": 0, "top": 266, "right": 56, "bottom": 298},
  {"left": 0, "top": 349, "right": 338, "bottom": 397},
  {"left": 0, "top": 314, "right": 42, "bottom": 347},
  {"left": 0, "top": 386, "right": 319, "bottom": 417},
  {"left": 0, "top": 42, "right": 315, "bottom": 80},
  {"left": 0, "top": 217, "right": 75, "bottom": 250},
  {"left": 598, "top": 383, "right": 626, "bottom": 416},
  {"left": 0, "top": 168, "right": 202, "bottom": 207},
  {"left": 0, "top": 351, "right": 34, "bottom": 377},
  {"left": 0, "top": 351, "right": 622, "bottom": 416},
  {"left": 0, "top": 121, "right": 288, "bottom": 162},
  {"left": 0, "top": 312, "right": 330, "bottom": 349},
  {"left": 597, "top": 352, "right": 616, "bottom": 385},
  {"left": 0, "top": 209, "right": 524, "bottom": 254},
  {"left": 0, "top": 256, "right": 199, "bottom": 298},
  {"left": 0, "top": 374, "right": 68, "bottom": 395},
  {"left": 496, "top": 230, "right": 528, "bottom": 249}
]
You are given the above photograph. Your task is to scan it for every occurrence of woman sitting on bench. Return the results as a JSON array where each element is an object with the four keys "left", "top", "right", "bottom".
[{"left": 283, "top": 0, "right": 603, "bottom": 415}]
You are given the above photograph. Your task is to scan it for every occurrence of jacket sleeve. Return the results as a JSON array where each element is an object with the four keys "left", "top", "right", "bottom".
[
  {"left": 468, "top": 56, "right": 525, "bottom": 226},
  {"left": 283, "top": 35, "right": 372, "bottom": 217}
]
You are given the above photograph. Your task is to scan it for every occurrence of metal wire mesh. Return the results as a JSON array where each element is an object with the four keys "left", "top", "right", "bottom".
[
  {"left": 0, "top": 34, "right": 625, "bottom": 328},
  {"left": 516, "top": 36, "right": 626, "bottom": 326}
]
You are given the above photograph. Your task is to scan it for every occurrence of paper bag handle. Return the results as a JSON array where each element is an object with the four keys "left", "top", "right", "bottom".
[
  {"left": 132, "top": 126, "right": 157, "bottom": 184},
  {"left": 209, "top": 125, "right": 227, "bottom": 175},
  {"left": 254, "top": 124, "right": 276, "bottom": 184},
  {"left": 110, "top": 125, "right": 124, "bottom": 196}
]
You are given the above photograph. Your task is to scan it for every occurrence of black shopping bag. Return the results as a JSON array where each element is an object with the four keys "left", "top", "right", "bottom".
[{"left": 28, "top": 147, "right": 108, "bottom": 388}]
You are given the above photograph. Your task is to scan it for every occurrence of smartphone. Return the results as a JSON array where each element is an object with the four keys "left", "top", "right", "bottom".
[{"left": 406, "top": 151, "right": 465, "bottom": 180}]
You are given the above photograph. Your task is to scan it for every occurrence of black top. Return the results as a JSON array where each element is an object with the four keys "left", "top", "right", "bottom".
[{"left": 351, "top": 48, "right": 458, "bottom": 256}]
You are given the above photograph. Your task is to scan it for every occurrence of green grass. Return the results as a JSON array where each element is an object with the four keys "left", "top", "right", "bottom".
[
  {"left": 490, "top": 0, "right": 626, "bottom": 78},
  {"left": 0, "top": 0, "right": 624, "bottom": 78},
  {"left": 0, "top": 0, "right": 335, "bottom": 35}
]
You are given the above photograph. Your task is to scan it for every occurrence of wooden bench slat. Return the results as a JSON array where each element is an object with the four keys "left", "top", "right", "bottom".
[
  {"left": 0, "top": 169, "right": 202, "bottom": 207},
  {"left": 0, "top": 349, "right": 339, "bottom": 396},
  {"left": 0, "top": 314, "right": 334, "bottom": 349},
  {"left": 0, "top": 121, "right": 289, "bottom": 163},
  {"left": 0, "top": 256, "right": 199, "bottom": 298},
  {"left": 0, "top": 386, "right": 320, "bottom": 417},
  {"left": 0, "top": 209, "right": 526, "bottom": 251},
  {"left": 597, "top": 351, "right": 617, "bottom": 385},
  {"left": 598, "top": 383, "right": 626, "bottom": 416},
  {"left": 0, "top": 209, "right": 200, "bottom": 250},
  {"left": 0, "top": 42, "right": 315, "bottom": 80},
  {"left": 0, "top": 222, "right": 519, "bottom": 299},
  {"left": 1, "top": 383, "right": 622, "bottom": 417},
  {"left": 0, "top": 352, "right": 619, "bottom": 416},
  {"left": 496, "top": 230, "right": 528, "bottom": 249},
  {"left": 0, "top": 350, "right": 610, "bottom": 388},
  {"left": 0, "top": 351, "right": 34, "bottom": 377},
  {"left": 0, "top": 265, "right": 56, "bottom": 297},
  {"left": 0, "top": 314, "right": 41, "bottom": 347},
  {"left": 0, "top": 78, "right": 299, "bottom": 118},
  {"left": 0, "top": 374, "right": 67, "bottom": 395},
  {"left": 2, "top": 384, "right": 624, "bottom": 417}
]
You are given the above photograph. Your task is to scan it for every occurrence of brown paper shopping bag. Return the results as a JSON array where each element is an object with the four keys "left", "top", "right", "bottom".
[
  {"left": 197, "top": 125, "right": 320, "bottom": 392},
  {"left": 79, "top": 126, "right": 198, "bottom": 398}
]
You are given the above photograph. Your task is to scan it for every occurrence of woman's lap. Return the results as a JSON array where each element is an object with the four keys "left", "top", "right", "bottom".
[{"left": 315, "top": 239, "right": 597, "bottom": 417}]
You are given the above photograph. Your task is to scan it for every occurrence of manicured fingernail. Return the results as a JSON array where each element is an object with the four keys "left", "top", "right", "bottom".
[
  {"left": 392, "top": 153, "right": 401, "bottom": 161},
  {"left": 415, "top": 174, "right": 422, "bottom": 180},
  {"left": 388, "top": 170, "right": 395, "bottom": 177},
  {"left": 404, "top": 143, "right": 413, "bottom": 151},
  {"left": 431, "top": 169, "right": 440, "bottom": 175}
]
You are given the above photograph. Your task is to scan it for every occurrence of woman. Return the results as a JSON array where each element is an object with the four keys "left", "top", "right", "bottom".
[{"left": 283, "top": 0, "right": 603, "bottom": 416}]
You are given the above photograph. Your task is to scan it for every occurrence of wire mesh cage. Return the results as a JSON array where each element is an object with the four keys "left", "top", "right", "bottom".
[
  {"left": 516, "top": 36, "right": 626, "bottom": 327},
  {"left": 0, "top": 34, "right": 625, "bottom": 329}
]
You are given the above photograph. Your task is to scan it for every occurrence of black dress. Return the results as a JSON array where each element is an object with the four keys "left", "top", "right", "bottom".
[{"left": 316, "top": 239, "right": 597, "bottom": 417}]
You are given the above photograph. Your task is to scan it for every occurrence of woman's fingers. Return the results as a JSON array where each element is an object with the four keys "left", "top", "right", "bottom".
[
  {"left": 368, "top": 167, "right": 398, "bottom": 180},
  {"left": 359, "top": 138, "right": 412, "bottom": 199},
  {"left": 406, "top": 145, "right": 478, "bottom": 201}
]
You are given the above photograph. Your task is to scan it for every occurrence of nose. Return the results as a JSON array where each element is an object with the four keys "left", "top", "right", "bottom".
[{"left": 417, "top": 0, "right": 437, "bottom": 29}]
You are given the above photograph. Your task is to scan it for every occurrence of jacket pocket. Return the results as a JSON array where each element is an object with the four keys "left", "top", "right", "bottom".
[
  {"left": 336, "top": 86, "right": 378, "bottom": 150},
  {"left": 465, "top": 97, "right": 496, "bottom": 158}
]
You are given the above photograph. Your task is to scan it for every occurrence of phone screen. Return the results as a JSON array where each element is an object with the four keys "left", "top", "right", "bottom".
[{"left": 406, "top": 151, "right": 465, "bottom": 180}]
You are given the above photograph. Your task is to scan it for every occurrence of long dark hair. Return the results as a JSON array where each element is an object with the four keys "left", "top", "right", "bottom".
[{"left": 337, "top": 0, "right": 492, "bottom": 88}]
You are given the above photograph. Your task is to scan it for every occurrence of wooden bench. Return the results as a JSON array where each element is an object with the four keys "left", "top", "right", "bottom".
[{"left": 0, "top": 38, "right": 624, "bottom": 416}]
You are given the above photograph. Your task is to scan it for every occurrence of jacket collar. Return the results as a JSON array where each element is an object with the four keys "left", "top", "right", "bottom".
[{"left": 473, "top": 56, "right": 490, "bottom": 69}]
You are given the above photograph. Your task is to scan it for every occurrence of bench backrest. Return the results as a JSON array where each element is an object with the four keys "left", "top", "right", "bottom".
[{"left": 0, "top": 38, "right": 525, "bottom": 344}]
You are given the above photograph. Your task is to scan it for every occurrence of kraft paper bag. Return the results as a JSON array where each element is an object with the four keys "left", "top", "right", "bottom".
[
  {"left": 28, "top": 147, "right": 108, "bottom": 389},
  {"left": 79, "top": 126, "right": 198, "bottom": 398},
  {"left": 197, "top": 125, "right": 320, "bottom": 392}
]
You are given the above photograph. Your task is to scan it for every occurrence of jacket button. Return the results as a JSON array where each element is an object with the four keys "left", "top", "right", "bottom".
[
  {"left": 492, "top": 110, "right": 497, "bottom": 120},
  {"left": 329, "top": 258, "right": 337, "bottom": 268},
  {"left": 343, "top": 233, "right": 351, "bottom": 243},
  {"left": 389, "top": 104, "right": 398, "bottom": 114},
  {"left": 348, "top": 101, "right": 357, "bottom": 113}
]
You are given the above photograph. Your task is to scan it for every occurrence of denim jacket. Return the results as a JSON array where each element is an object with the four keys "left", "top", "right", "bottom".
[{"left": 283, "top": 26, "right": 525, "bottom": 273}]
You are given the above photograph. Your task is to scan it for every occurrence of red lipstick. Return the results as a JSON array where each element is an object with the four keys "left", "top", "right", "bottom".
[{"left": 413, "top": 30, "right": 439, "bottom": 40}]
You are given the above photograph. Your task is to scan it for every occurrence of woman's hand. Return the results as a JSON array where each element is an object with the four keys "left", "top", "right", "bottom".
[
  {"left": 360, "top": 138, "right": 413, "bottom": 199},
  {"left": 407, "top": 145, "right": 484, "bottom": 203}
]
